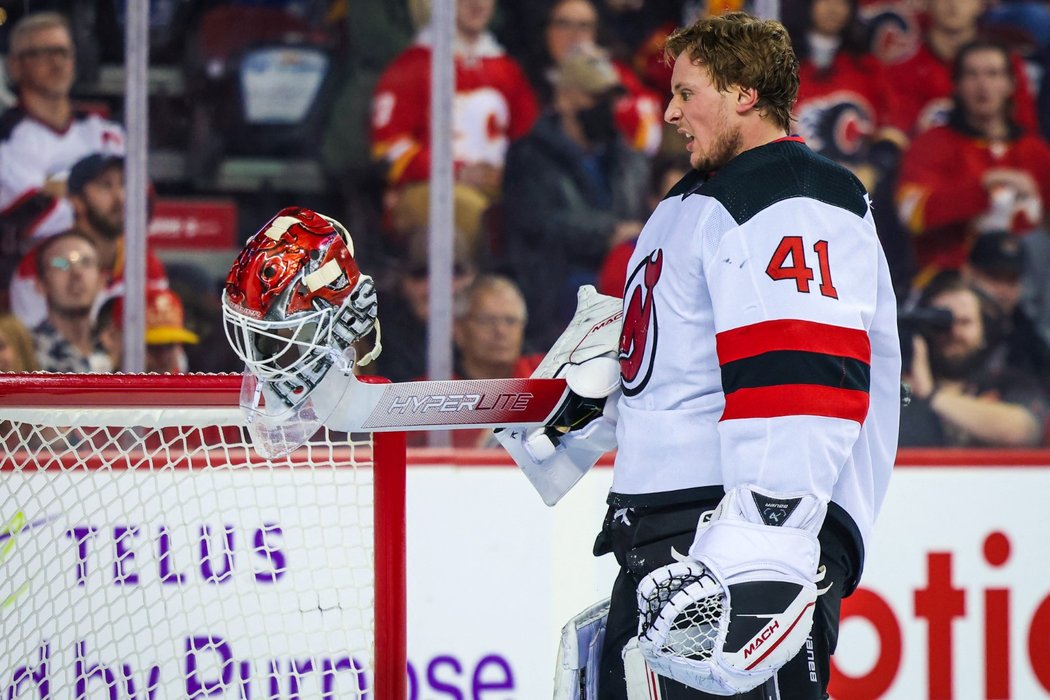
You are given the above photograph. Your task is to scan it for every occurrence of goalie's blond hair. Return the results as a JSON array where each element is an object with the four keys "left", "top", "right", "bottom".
[{"left": 664, "top": 12, "right": 799, "bottom": 133}]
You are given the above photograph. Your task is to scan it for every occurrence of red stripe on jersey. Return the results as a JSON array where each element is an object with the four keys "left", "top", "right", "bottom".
[
  {"left": 716, "top": 319, "right": 870, "bottom": 365},
  {"left": 721, "top": 384, "right": 869, "bottom": 423}
]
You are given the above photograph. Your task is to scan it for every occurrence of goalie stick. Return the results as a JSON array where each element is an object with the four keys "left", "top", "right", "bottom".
[
  {"left": 0, "top": 373, "right": 571, "bottom": 432},
  {"left": 322, "top": 374, "right": 570, "bottom": 431}
]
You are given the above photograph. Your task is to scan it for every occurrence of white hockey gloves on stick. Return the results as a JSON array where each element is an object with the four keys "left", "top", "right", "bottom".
[
  {"left": 553, "top": 598, "right": 610, "bottom": 700},
  {"left": 495, "top": 285, "right": 623, "bottom": 505},
  {"left": 635, "top": 486, "right": 828, "bottom": 695}
]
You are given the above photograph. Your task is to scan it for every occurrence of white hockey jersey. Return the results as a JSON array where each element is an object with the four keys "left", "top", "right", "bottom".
[
  {"left": 0, "top": 107, "right": 125, "bottom": 240},
  {"left": 612, "top": 137, "right": 900, "bottom": 573}
]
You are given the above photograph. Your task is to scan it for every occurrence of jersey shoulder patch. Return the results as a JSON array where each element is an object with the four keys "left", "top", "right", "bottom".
[{"left": 696, "top": 140, "right": 869, "bottom": 224}]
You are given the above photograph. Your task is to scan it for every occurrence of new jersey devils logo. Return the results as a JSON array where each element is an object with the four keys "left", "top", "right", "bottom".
[{"left": 619, "top": 249, "right": 663, "bottom": 396}]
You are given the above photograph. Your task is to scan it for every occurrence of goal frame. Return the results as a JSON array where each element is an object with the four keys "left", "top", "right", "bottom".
[{"left": 0, "top": 372, "right": 407, "bottom": 699}]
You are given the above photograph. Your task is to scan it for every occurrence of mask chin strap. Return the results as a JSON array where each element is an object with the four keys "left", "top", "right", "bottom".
[{"left": 356, "top": 319, "right": 382, "bottom": 367}]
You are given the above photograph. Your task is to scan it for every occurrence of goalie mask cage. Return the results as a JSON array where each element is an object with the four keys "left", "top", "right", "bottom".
[{"left": 0, "top": 373, "right": 407, "bottom": 700}]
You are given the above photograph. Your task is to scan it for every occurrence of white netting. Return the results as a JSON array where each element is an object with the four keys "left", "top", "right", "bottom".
[
  {"left": 0, "top": 385, "right": 381, "bottom": 699},
  {"left": 638, "top": 563, "right": 723, "bottom": 662}
]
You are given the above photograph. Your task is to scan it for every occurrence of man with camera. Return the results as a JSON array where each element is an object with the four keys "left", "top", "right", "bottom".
[
  {"left": 900, "top": 271, "right": 1048, "bottom": 447},
  {"left": 962, "top": 232, "right": 1050, "bottom": 385}
]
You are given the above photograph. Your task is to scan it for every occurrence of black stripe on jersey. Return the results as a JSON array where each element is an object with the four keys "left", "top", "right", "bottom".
[
  {"left": 695, "top": 140, "right": 870, "bottom": 224},
  {"left": 0, "top": 192, "right": 56, "bottom": 231},
  {"left": 721, "top": 350, "right": 870, "bottom": 394}
]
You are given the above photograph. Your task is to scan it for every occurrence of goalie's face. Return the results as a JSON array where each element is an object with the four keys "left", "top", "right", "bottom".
[
  {"left": 665, "top": 54, "right": 744, "bottom": 173},
  {"left": 222, "top": 207, "right": 380, "bottom": 410}
]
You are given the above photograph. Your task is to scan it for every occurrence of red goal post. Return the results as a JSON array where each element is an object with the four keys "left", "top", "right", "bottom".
[{"left": 0, "top": 372, "right": 407, "bottom": 699}]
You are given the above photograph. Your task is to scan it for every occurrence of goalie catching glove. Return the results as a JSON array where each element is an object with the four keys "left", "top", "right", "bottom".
[
  {"left": 495, "top": 285, "right": 623, "bottom": 505},
  {"left": 635, "top": 486, "right": 828, "bottom": 695}
]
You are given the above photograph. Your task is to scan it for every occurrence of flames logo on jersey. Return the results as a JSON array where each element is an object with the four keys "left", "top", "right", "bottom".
[
  {"left": 796, "top": 93, "right": 875, "bottom": 163},
  {"left": 619, "top": 249, "right": 663, "bottom": 396},
  {"left": 861, "top": 5, "right": 920, "bottom": 65}
]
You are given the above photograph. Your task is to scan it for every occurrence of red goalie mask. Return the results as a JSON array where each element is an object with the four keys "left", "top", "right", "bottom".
[
  {"left": 222, "top": 207, "right": 380, "bottom": 412},
  {"left": 224, "top": 207, "right": 361, "bottom": 319}
]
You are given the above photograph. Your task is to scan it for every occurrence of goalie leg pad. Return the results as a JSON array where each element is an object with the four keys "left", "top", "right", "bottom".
[
  {"left": 623, "top": 637, "right": 664, "bottom": 700},
  {"left": 554, "top": 598, "right": 610, "bottom": 700}
]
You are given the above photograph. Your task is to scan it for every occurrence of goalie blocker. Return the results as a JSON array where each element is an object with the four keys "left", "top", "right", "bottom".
[{"left": 495, "top": 285, "right": 623, "bottom": 505}]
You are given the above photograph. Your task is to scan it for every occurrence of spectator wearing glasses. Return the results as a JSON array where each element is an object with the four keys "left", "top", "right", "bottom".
[
  {"left": 522, "top": 0, "right": 664, "bottom": 155},
  {"left": 0, "top": 12, "right": 125, "bottom": 303},
  {"left": 446, "top": 274, "right": 542, "bottom": 447},
  {"left": 31, "top": 230, "right": 110, "bottom": 373},
  {"left": 454, "top": 274, "right": 540, "bottom": 380}
]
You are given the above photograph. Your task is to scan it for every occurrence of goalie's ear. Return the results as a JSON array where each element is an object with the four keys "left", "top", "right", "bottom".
[{"left": 733, "top": 85, "right": 760, "bottom": 115}]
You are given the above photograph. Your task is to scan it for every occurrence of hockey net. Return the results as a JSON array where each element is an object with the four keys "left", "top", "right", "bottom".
[{"left": 0, "top": 373, "right": 407, "bottom": 699}]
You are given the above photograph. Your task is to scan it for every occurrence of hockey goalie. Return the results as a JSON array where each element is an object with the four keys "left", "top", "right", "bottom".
[
  {"left": 496, "top": 12, "right": 902, "bottom": 700},
  {"left": 221, "top": 149, "right": 901, "bottom": 700}
]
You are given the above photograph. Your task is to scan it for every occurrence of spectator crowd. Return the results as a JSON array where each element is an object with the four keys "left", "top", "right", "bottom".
[{"left": 0, "top": 0, "right": 1049, "bottom": 449}]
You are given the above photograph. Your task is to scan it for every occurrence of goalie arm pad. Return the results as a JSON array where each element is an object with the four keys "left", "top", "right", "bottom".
[
  {"left": 636, "top": 486, "right": 828, "bottom": 695},
  {"left": 519, "top": 284, "right": 622, "bottom": 455},
  {"left": 688, "top": 485, "right": 825, "bottom": 582}
]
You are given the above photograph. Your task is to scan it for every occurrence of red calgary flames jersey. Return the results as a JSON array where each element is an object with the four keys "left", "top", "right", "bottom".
[
  {"left": 795, "top": 52, "right": 905, "bottom": 163},
  {"left": 897, "top": 125, "right": 1050, "bottom": 280},
  {"left": 371, "top": 33, "right": 539, "bottom": 186},
  {"left": 885, "top": 42, "right": 1039, "bottom": 137}
]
